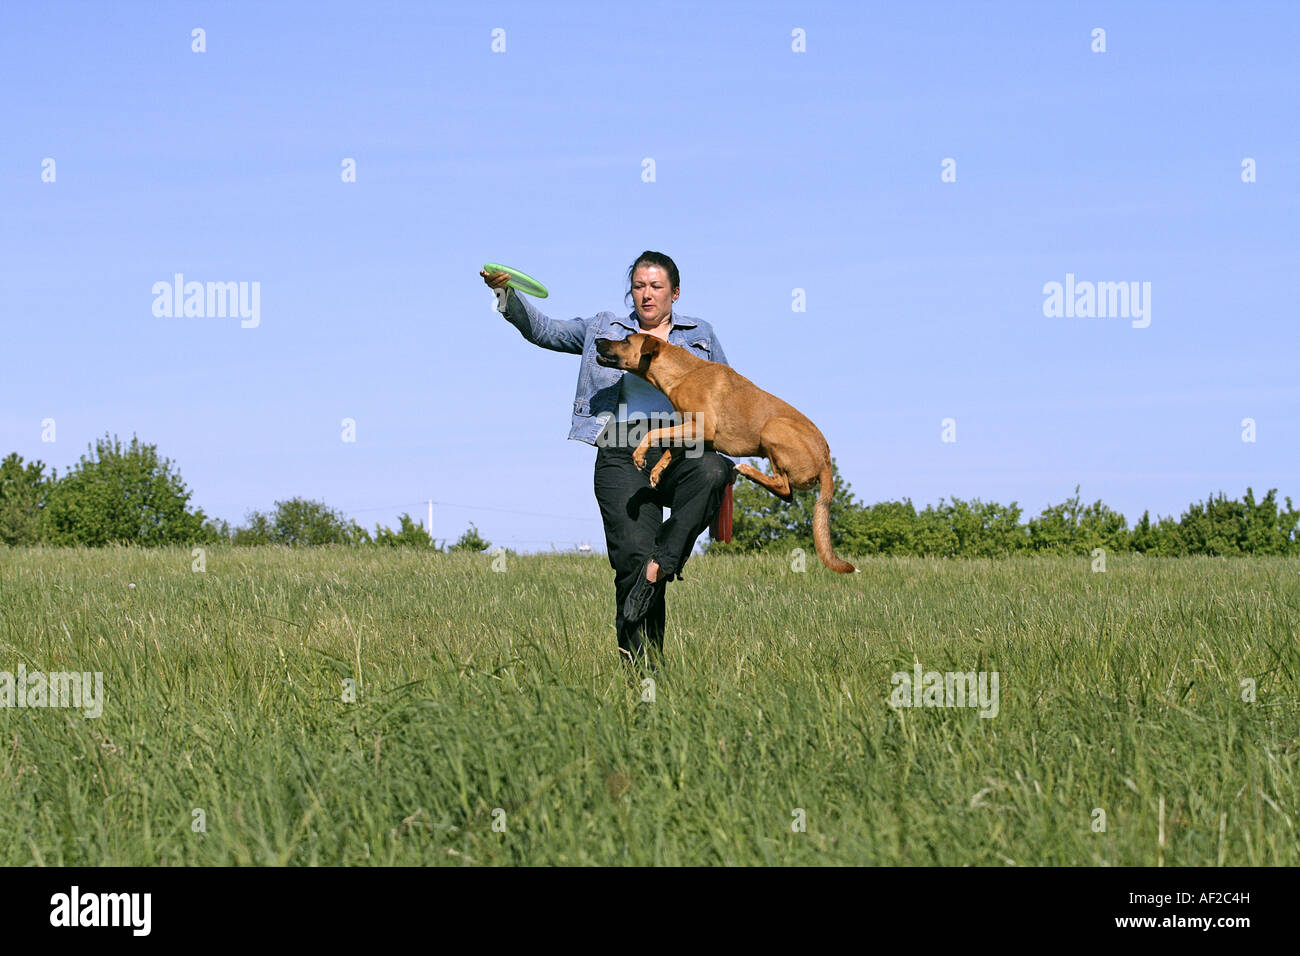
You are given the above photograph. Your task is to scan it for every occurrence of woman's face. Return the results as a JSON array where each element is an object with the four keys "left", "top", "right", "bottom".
[{"left": 631, "top": 265, "right": 680, "bottom": 326}]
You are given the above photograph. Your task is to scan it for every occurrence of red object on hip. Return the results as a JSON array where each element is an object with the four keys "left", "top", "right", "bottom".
[{"left": 710, "top": 482, "right": 734, "bottom": 543}]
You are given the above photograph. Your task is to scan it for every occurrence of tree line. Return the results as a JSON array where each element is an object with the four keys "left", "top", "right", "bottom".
[
  {"left": 706, "top": 459, "right": 1300, "bottom": 558},
  {"left": 0, "top": 434, "right": 487, "bottom": 551},
  {"left": 2, "top": 434, "right": 1296, "bottom": 557}
]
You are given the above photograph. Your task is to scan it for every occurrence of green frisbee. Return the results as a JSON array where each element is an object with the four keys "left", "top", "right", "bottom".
[{"left": 483, "top": 262, "right": 549, "bottom": 298}]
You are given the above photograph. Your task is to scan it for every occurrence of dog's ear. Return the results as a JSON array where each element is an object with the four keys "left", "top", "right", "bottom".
[{"left": 636, "top": 335, "right": 662, "bottom": 375}]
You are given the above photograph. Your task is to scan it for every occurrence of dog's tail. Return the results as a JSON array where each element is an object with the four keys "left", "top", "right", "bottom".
[{"left": 814, "top": 462, "right": 857, "bottom": 574}]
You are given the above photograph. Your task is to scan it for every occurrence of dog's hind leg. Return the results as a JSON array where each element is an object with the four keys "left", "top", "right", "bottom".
[
  {"left": 735, "top": 462, "right": 793, "bottom": 501},
  {"left": 763, "top": 419, "right": 825, "bottom": 488},
  {"left": 739, "top": 418, "right": 825, "bottom": 502}
]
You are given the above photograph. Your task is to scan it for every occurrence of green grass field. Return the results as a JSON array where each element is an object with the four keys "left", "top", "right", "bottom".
[{"left": 1, "top": 545, "right": 1296, "bottom": 865}]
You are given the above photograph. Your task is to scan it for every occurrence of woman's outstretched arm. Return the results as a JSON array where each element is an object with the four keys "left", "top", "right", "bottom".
[
  {"left": 481, "top": 269, "right": 589, "bottom": 354},
  {"left": 501, "top": 288, "right": 590, "bottom": 354}
]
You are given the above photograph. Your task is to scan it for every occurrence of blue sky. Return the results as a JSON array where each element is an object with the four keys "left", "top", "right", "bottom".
[{"left": 2, "top": 1, "right": 1296, "bottom": 552}]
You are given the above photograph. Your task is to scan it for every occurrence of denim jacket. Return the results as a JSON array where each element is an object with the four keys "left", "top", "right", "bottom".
[{"left": 500, "top": 288, "right": 730, "bottom": 446}]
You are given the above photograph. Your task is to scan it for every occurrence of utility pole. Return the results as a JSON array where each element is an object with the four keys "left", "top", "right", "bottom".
[{"left": 427, "top": 499, "right": 433, "bottom": 544}]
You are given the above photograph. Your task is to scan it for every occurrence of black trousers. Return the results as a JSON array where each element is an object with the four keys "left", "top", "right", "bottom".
[{"left": 593, "top": 429, "right": 734, "bottom": 661}]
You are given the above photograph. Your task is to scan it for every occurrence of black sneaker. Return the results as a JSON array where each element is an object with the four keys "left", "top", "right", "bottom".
[{"left": 623, "top": 558, "right": 667, "bottom": 623}]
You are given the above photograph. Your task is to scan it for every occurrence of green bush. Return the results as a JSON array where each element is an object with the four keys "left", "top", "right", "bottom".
[
  {"left": 1177, "top": 487, "right": 1300, "bottom": 556},
  {"left": 449, "top": 522, "right": 491, "bottom": 553},
  {"left": 1129, "top": 510, "right": 1187, "bottom": 556},
  {"left": 233, "top": 497, "right": 371, "bottom": 547},
  {"left": 373, "top": 513, "right": 439, "bottom": 549},
  {"left": 1026, "top": 485, "right": 1130, "bottom": 555},
  {"left": 840, "top": 499, "right": 922, "bottom": 556},
  {"left": 39, "top": 434, "right": 209, "bottom": 546},
  {"left": 0, "top": 452, "right": 51, "bottom": 546},
  {"left": 921, "top": 496, "right": 1028, "bottom": 557}
]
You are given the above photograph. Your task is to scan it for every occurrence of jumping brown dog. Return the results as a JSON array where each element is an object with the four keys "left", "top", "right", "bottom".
[{"left": 594, "top": 333, "right": 856, "bottom": 574}]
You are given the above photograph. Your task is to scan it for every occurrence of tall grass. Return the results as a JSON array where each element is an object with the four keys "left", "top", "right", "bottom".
[{"left": 0, "top": 545, "right": 1295, "bottom": 865}]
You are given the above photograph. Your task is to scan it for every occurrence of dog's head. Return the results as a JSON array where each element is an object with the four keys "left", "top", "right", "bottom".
[{"left": 594, "top": 333, "right": 663, "bottom": 377}]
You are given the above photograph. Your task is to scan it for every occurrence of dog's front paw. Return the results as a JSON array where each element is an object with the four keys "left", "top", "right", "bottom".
[{"left": 649, "top": 452, "right": 672, "bottom": 487}]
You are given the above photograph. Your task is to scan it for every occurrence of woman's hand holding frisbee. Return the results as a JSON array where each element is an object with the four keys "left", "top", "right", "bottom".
[{"left": 480, "top": 269, "right": 512, "bottom": 290}]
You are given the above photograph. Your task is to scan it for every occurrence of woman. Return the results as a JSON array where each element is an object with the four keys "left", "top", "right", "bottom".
[{"left": 479, "top": 251, "right": 735, "bottom": 666}]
